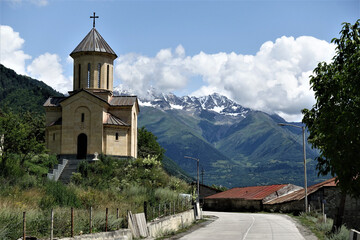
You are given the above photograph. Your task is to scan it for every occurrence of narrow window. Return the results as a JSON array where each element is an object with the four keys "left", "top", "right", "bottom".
[
  {"left": 98, "top": 63, "right": 101, "bottom": 88},
  {"left": 78, "top": 64, "right": 81, "bottom": 88},
  {"left": 115, "top": 132, "right": 119, "bottom": 141},
  {"left": 87, "top": 63, "right": 91, "bottom": 88},
  {"left": 81, "top": 113, "right": 84, "bottom": 122},
  {"left": 53, "top": 133, "right": 55, "bottom": 141},
  {"left": 107, "top": 65, "right": 109, "bottom": 89}
]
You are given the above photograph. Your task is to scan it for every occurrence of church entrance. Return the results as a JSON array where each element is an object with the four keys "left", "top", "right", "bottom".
[{"left": 77, "top": 133, "right": 87, "bottom": 159}]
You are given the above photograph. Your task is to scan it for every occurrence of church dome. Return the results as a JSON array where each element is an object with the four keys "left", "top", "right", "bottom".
[{"left": 70, "top": 28, "right": 117, "bottom": 58}]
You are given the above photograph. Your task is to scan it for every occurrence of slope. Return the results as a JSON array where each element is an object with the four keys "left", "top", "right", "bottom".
[{"left": 0, "top": 64, "right": 63, "bottom": 113}]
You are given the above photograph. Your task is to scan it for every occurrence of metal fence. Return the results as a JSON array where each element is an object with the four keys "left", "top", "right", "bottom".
[{"left": 8, "top": 198, "right": 193, "bottom": 239}]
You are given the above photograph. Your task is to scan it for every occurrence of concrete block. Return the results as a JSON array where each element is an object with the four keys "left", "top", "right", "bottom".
[{"left": 350, "top": 229, "right": 360, "bottom": 240}]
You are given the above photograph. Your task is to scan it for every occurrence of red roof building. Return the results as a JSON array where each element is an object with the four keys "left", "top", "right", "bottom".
[{"left": 204, "top": 184, "right": 302, "bottom": 212}]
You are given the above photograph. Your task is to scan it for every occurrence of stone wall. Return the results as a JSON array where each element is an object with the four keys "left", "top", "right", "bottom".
[
  {"left": 147, "top": 209, "right": 195, "bottom": 238},
  {"left": 204, "top": 198, "right": 262, "bottom": 212}
]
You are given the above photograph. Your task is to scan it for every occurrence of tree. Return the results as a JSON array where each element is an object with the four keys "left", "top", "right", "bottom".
[
  {"left": 302, "top": 20, "right": 360, "bottom": 229},
  {"left": 0, "top": 111, "right": 46, "bottom": 176},
  {"left": 138, "top": 127, "right": 165, "bottom": 162}
]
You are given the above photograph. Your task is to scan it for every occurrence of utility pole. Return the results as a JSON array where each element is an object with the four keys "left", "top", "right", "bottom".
[
  {"left": 278, "top": 123, "right": 308, "bottom": 213},
  {"left": 201, "top": 168, "right": 204, "bottom": 185},
  {"left": 184, "top": 156, "right": 200, "bottom": 203}
]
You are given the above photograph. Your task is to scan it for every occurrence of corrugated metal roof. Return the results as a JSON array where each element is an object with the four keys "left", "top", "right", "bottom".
[
  {"left": 44, "top": 91, "right": 138, "bottom": 109},
  {"left": 48, "top": 117, "right": 62, "bottom": 127},
  {"left": 206, "top": 184, "right": 288, "bottom": 200},
  {"left": 70, "top": 28, "right": 117, "bottom": 57},
  {"left": 109, "top": 96, "right": 137, "bottom": 106},
  {"left": 265, "top": 177, "right": 337, "bottom": 204},
  {"left": 103, "top": 113, "right": 129, "bottom": 126},
  {"left": 43, "top": 97, "right": 67, "bottom": 107}
]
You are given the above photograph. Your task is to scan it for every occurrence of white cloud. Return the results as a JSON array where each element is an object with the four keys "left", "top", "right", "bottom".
[
  {"left": 27, "top": 53, "right": 72, "bottom": 93},
  {"left": 0, "top": 25, "right": 31, "bottom": 75},
  {"left": 1, "top": 25, "right": 72, "bottom": 93},
  {"left": 7, "top": 0, "right": 48, "bottom": 7},
  {"left": 31, "top": 0, "right": 48, "bottom": 6},
  {"left": 115, "top": 36, "right": 335, "bottom": 121}
]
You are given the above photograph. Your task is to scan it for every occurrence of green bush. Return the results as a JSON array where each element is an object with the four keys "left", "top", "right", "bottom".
[{"left": 41, "top": 181, "right": 80, "bottom": 209}]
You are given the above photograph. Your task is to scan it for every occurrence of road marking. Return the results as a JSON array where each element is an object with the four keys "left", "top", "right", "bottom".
[{"left": 242, "top": 215, "right": 255, "bottom": 240}]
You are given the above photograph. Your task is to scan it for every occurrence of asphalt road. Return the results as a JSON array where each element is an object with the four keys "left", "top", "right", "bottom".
[{"left": 179, "top": 211, "right": 311, "bottom": 240}]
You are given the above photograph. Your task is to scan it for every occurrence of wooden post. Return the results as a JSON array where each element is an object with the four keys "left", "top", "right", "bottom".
[
  {"left": 158, "top": 204, "right": 161, "bottom": 218},
  {"left": 164, "top": 203, "right": 166, "bottom": 216},
  {"left": 143, "top": 201, "right": 147, "bottom": 221},
  {"left": 116, "top": 208, "right": 119, "bottom": 229},
  {"left": 50, "top": 209, "right": 54, "bottom": 240},
  {"left": 89, "top": 206, "right": 93, "bottom": 234},
  {"left": 71, "top": 207, "right": 74, "bottom": 237},
  {"left": 23, "top": 211, "right": 26, "bottom": 240},
  {"left": 105, "top": 208, "right": 108, "bottom": 232}
]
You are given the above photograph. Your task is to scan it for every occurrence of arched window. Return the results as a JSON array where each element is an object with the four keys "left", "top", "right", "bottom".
[
  {"left": 87, "top": 63, "right": 91, "bottom": 88},
  {"left": 78, "top": 64, "right": 81, "bottom": 88},
  {"left": 115, "top": 132, "right": 119, "bottom": 141},
  {"left": 98, "top": 63, "right": 101, "bottom": 88},
  {"left": 81, "top": 113, "right": 85, "bottom": 122},
  {"left": 107, "top": 65, "right": 109, "bottom": 89}
]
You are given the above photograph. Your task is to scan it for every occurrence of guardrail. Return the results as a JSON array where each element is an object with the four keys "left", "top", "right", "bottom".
[{"left": 47, "top": 159, "right": 68, "bottom": 181}]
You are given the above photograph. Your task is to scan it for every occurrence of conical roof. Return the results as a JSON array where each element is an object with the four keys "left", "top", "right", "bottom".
[{"left": 70, "top": 28, "right": 117, "bottom": 57}]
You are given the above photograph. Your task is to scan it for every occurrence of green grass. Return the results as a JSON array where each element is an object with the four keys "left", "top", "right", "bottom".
[
  {"left": 292, "top": 212, "right": 350, "bottom": 240},
  {"left": 0, "top": 155, "right": 192, "bottom": 239}
]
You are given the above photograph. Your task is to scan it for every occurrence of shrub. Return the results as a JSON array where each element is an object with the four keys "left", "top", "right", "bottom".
[{"left": 41, "top": 181, "right": 80, "bottom": 209}]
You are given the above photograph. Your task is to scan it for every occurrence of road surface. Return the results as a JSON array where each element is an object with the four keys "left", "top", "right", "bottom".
[{"left": 179, "top": 211, "right": 312, "bottom": 240}]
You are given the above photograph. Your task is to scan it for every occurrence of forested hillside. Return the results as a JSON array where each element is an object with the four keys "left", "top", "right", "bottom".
[{"left": 0, "top": 64, "right": 63, "bottom": 113}]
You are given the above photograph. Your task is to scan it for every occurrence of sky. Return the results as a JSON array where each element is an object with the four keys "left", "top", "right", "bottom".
[{"left": 0, "top": 0, "right": 359, "bottom": 121}]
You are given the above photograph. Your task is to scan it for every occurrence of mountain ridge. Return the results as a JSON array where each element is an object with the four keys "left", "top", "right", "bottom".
[{"left": 113, "top": 87, "right": 326, "bottom": 187}]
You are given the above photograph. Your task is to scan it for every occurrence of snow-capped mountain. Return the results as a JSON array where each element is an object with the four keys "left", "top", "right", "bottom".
[{"left": 113, "top": 86, "right": 251, "bottom": 118}]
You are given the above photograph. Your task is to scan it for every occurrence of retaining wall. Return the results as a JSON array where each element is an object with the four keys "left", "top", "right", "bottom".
[
  {"left": 59, "top": 229, "right": 132, "bottom": 240},
  {"left": 147, "top": 209, "right": 195, "bottom": 238}
]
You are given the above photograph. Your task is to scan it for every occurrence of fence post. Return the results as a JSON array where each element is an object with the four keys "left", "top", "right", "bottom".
[
  {"left": 23, "top": 211, "right": 26, "bottom": 240},
  {"left": 89, "top": 206, "right": 93, "bottom": 234},
  {"left": 143, "top": 201, "right": 147, "bottom": 221},
  {"left": 50, "top": 209, "right": 54, "bottom": 240},
  {"left": 116, "top": 208, "right": 119, "bottom": 229},
  {"left": 105, "top": 208, "right": 108, "bottom": 232},
  {"left": 158, "top": 204, "right": 161, "bottom": 218},
  {"left": 71, "top": 207, "right": 74, "bottom": 237}
]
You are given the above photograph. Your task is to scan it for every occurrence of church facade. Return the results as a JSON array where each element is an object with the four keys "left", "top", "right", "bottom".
[{"left": 44, "top": 25, "right": 139, "bottom": 159}]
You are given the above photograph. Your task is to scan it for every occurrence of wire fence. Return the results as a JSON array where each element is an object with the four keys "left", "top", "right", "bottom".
[{"left": 1, "top": 198, "right": 193, "bottom": 239}]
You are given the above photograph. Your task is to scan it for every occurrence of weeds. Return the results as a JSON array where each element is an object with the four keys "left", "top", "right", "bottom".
[{"left": 295, "top": 212, "right": 350, "bottom": 240}]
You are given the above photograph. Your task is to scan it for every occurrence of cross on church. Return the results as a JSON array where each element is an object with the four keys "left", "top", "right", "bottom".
[{"left": 90, "top": 12, "right": 99, "bottom": 28}]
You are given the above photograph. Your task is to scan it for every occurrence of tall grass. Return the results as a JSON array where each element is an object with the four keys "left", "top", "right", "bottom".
[
  {"left": 296, "top": 212, "right": 350, "bottom": 240},
  {"left": 0, "top": 155, "right": 191, "bottom": 238}
]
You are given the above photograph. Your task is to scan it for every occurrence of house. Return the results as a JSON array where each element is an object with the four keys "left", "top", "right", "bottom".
[
  {"left": 264, "top": 178, "right": 360, "bottom": 230},
  {"left": 204, "top": 184, "right": 302, "bottom": 212},
  {"left": 196, "top": 183, "right": 223, "bottom": 204}
]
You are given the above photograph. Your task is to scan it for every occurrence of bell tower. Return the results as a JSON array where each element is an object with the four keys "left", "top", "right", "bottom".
[{"left": 69, "top": 13, "right": 117, "bottom": 97}]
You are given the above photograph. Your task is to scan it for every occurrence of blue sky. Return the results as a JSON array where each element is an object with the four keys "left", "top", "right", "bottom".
[{"left": 0, "top": 0, "right": 359, "bottom": 121}]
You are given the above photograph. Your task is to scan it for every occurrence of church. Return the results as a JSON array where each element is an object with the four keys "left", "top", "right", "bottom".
[{"left": 44, "top": 15, "right": 139, "bottom": 160}]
